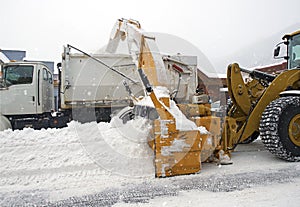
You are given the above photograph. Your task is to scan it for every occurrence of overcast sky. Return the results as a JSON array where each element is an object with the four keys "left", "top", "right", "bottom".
[{"left": 1, "top": 0, "right": 300, "bottom": 72}]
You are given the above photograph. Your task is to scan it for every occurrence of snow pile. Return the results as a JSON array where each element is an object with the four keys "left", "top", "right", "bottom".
[
  {"left": 0, "top": 122, "right": 94, "bottom": 172},
  {"left": 83, "top": 117, "right": 155, "bottom": 177},
  {"left": 0, "top": 118, "right": 155, "bottom": 180},
  {"left": 198, "top": 126, "right": 209, "bottom": 134},
  {"left": 136, "top": 86, "right": 208, "bottom": 133},
  {"left": 168, "top": 100, "right": 200, "bottom": 131}
]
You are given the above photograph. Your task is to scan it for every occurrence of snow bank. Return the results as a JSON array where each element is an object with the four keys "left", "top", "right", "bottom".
[
  {"left": 0, "top": 122, "right": 94, "bottom": 172},
  {"left": 80, "top": 117, "right": 155, "bottom": 177},
  {"left": 0, "top": 118, "right": 154, "bottom": 180}
]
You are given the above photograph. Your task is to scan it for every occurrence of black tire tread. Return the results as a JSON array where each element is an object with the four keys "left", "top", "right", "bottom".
[{"left": 259, "top": 96, "right": 300, "bottom": 162}]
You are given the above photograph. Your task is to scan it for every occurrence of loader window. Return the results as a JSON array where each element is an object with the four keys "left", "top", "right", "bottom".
[
  {"left": 3, "top": 65, "right": 33, "bottom": 86},
  {"left": 290, "top": 34, "right": 300, "bottom": 69}
]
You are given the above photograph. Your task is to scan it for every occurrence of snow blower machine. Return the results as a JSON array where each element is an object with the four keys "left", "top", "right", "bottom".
[{"left": 108, "top": 19, "right": 300, "bottom": 177}]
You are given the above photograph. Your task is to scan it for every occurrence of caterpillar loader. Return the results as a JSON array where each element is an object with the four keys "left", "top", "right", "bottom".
[
  {"left": 110, "top": 19, "right": 300, "bottom": 177},
  {"left": 223, "top": 30, "right": 300, "bottom": 162}
]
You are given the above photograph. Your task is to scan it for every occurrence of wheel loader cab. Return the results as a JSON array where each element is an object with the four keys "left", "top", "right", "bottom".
[{"left": 275, "top": 30, "right": 300, "bottom": 69}]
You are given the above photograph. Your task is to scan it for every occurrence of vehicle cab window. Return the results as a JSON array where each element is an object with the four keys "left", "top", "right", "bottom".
[
  {"left": 290, "top": 34, "right": 300, "bottom": 69},
  {"left": 3, "top": 65, "right": 34, "bottom": 86},
  {"left": 43, "top": 68, "right": 48, "bottom": 81}
]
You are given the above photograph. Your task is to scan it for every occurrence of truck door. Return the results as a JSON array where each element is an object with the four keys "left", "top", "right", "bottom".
[
  {"left": 41, "top": 68, "right": 54, "bottom": 113},
  {"left": 35, "top": 67, "right": 54, "bottom": 114}
]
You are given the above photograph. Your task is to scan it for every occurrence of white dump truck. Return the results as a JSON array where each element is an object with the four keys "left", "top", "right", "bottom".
[
  {"left": 59, "top": 44, "right": 198, "bottom": 123},
  {"left": 0, "top": 43, "right": 199, "bottom": 130}
]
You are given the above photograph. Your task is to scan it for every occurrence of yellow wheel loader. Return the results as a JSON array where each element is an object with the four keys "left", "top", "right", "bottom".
[
  {"left": 111, "top": 19, "right": 300, "bottom": 177},
  {"left": 224, "top": 30, "right": 300, "bottom": 162}
]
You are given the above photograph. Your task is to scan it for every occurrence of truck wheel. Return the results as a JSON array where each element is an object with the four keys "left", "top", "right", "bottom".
[
  {"left": 260, "top": 96, "right": 300, "bottom": 161},
  {"left": 115, "top": 106, "right": 134, "bottom": 124},
  {"left": 0, "top": 115, "right": 12, "bottom": 131}
]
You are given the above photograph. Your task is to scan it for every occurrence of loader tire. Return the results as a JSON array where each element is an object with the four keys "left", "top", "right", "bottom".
[{"left": 260, "top": 96, "right": 300, "bottom": 161}]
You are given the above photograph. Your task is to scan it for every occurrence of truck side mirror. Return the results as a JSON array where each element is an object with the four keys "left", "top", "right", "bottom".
[{"left": 57, "top": 62, "right": 62, "bottom": 71}]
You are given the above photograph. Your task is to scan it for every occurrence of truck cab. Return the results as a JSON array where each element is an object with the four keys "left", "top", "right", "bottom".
[{"left": 0, "top": 62, "right": 54, "bottom": 129}]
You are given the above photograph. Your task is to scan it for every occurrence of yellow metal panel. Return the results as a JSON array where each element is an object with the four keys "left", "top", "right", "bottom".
[
  {"left": 154, "top": 130, "right": 203, "bottom": 177},
  {"left": 177, "top": 103, "right": 211, "bottom": 117},
  {"left": 155, "top": 152, "right": 201, "bottom": 177},
  {"left": 191, "top": 116, "right": 220, "bottom": 137},
  {"left": 138, "top": 36, "right": 161, "bottom": 86},
  {"left": 283, "top": 29, "right": 300, "bottom": 39},
  {"left": 227, "top": 63, "right": 251, "bottom": 115},
  {"left": 191, "top": 116, "right": 221, "bottom": 162}
]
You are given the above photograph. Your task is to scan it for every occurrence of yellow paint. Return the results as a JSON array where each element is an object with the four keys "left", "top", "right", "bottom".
[
  {"left": 289, "top": 114, "right": 300, "bottom": 147},
  {"left": 223, "top": 63, "right": 300, "bottom": 153},
  {"left": 138, "top": 36, "right": 161, "bottom": 86}
]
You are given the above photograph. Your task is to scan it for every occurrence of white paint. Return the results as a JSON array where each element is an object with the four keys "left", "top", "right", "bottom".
[{"left": 161, "top": 139, "right": 190, "bottom": 156}]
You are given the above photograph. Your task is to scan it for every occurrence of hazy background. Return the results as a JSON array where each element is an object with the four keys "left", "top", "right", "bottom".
[{"left": 1, "top": 0, "right": 300, "bottom": 73}]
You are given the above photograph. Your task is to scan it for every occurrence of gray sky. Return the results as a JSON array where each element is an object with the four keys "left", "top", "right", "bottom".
[{"left": 1, "top": 0, "right": 300, "bottom": 71}]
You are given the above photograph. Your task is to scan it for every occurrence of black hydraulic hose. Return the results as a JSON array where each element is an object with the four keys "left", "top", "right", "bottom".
[
  {"left": 172, "top": 73, "right": 181, "bottom": 100},
  {"left": 138, "top": 69, "right": 152, "bottom": 92},
  {"left": 67, "top": 44, "right": 138, "bottom": 84},
  {"left": 240, "top": 67, "right": 276, "bottom": 82}
]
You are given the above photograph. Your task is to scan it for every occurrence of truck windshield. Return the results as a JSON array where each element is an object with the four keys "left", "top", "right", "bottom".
[
  {"left": 290, "top": 34, "right": 300, "bottom": 69},
  {"left": 3, "top": 65, "right": 34, "bottom": 86}
]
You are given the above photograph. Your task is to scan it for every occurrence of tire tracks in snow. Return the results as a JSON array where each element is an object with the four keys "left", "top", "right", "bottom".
[{"left": 1, "top": 165, "right": 300, "bottom": 207}]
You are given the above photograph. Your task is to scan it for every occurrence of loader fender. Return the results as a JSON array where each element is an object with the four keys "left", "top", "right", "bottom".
[
  {"left": 0, "top": 114, "right": 12, "bottom": 131},
  {"left": 280, "top": 90, "right": 300, "bottom": 96}
]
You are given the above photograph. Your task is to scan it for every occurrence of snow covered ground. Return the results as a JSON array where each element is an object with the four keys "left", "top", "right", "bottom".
[
  {"left": 1, "top": 118, "right": 300, "bottom": 206},
  {"left": 113, "top": 179, "right": 300, "bottom": 207}
]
